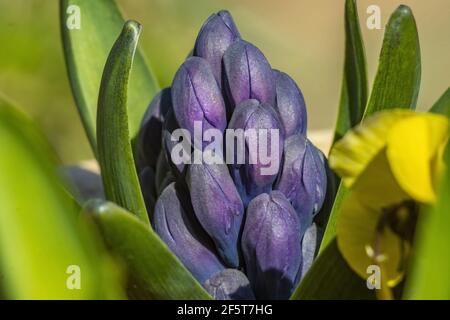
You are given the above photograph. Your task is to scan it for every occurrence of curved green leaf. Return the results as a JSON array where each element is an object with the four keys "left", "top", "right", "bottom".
[
  {"left": 84, "top": 199, "right": 211, "bottom": 300},
  {"left": 97, "top": 21, "right": 149, "bottom": 226},
  {"left": 320, "top": 5, "right": 421, "bottom": 252},
  {"left": 405, "top": 142, "right": 450, "bottom": 299},
  {"left": 429, "top": 87, "right": 450, "bottom": 117},
  {"left": 333, "top": 0, "right": 368, "bottom": 144},
  {"left": 60, "top": 0, "right": 159, "bottom": 153},
  {"left": 291, "top": 240, "right": 375, "bottom": 300},
  {"left": 0, "top": 95, "right": 123, "bottom": 299},
  {"left": 318, "top": 0, "right": 365, "bottom": 243}
]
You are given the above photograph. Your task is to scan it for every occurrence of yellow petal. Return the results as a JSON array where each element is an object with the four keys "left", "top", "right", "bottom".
[
  {"left": 337, "top": 187, "right": 407, "bottom": 287},
  {"left": 352, "top": 151, "right": 410, "bottom": 208},
  {"left": 330, "top": 110, "right": 416, "bottom": 187},
  {"left": 386, "top": 113, "right": 449, "bottom": 203}
]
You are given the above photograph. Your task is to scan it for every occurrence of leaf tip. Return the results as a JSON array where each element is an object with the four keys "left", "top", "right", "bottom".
[
  {"left": 84, "top": 198, "right": 112, "bottom": 216},
  {"left": 122, "top": 20, "right": 142, "bottom": 39},
  {"left": 396, "top": 4, "right": 413, "bottom": 16}
]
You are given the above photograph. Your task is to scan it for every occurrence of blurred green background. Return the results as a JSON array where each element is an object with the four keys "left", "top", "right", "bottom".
[{"left": 0, "top": 0, "right": 449, "bottom": 163}]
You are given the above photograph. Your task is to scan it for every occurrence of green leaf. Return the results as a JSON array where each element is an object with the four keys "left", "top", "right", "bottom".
[
  {"left": 0, "top": 95, "right": 124, "bottom": 299},
  {"left": 97, "top": 21, "right": 149, "bottom": 226},
  {"left": 84, "top": 199, "right": 211, "bottom": 300},
  {"left": 405, "top": 142, "right": 450, "bottom": 299},
  {"left": 364, "top": 5, "right": 421, "bottom": 117},
  {"left": 320, "top": 5, "right": 421, "bottom": 252},
  {"left": 60, "top": 0, "right": 159, "bottom": 154},
  {"left": 291, "top": 239, "right": 375, "bottom": 300},
  {"left": 333, "top": 0, "right": 368, "bottom": 144},
  {"left": 429, "top": 87, "right": 450, "bottom": 117}
]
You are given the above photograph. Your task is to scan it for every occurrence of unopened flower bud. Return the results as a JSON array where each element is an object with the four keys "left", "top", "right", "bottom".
[
  {"left": 275, "top": 134, "right": 327, "bottom": 225},
  {"left": 273, "top": 70, "right": 307, "bottom": 136},
  {"left": 194, "top": 10, "right": 240, "bottom": 85},
  {"left": 171, "top": 57, "right": 227, "bottom": 148},
  {"left": 241, "top": 191, "right": 302, "bottom": 299},
  {"left": 296, "top": 223, "right": 321, "bottom": 283},
  {"left": 227, "top": 99, "right": 284, "bottom": 206},
  {"left": 152, "top": 183, "right": 225, "bottom": 284},
  {"left": 223, "top": 40, "right": 275, "bottom": 112},
  {"left": 187, "top": 163, "right": 244, "bottom": 267},
  {"left": 204, "top": 269, "right": 255, "bottom": 300}
]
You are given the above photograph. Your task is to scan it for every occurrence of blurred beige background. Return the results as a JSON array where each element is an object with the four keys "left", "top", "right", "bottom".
[{"left": 0, "top": 0, "right": 449, "bottom": 162}]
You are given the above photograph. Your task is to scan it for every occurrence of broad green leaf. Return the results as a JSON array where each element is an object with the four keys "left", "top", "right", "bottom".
[
  {"left": 429, "top": 87, "right": 450, "bottom": 117},
  {"left": 405, "top": 142, "right": 450, "bottom": 299},
  {"left": 364, "top": 5, "right": 421, "bottom": 117},
  {"left": 0, "top": 95, "right": 123, "bottom": 299},
  {"left": 333, "top": 0, "right": 368, "bottom": 144},
  {"left": 84, "top": 200, "right": 211, "bottom": 300},
  {"left": 60, "top": 0, "right": 159, "bottom": 153},
  {"left": 97, "top": 21, "right": 149, "bottom": 226},
  {"left": 291, "top": 239, "right": 375, "bottom": 300},
  {"left": 320, "top": 5, "right": 421, "bottom": 252}
]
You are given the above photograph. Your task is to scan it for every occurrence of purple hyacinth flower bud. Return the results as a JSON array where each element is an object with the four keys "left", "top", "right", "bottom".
[
  {"left": 171, "top": 57, "right": 227, "bottom": 148},
  {"left": 156, "top": 172, "right": 175, "bottom": 196},
  {"left": 137, "top": 88, "right": 172, "bottom": 170},
  {"left": 273, "top": 70, "right": 307, "bottom": 136},
  {"left": 194, "top": 10, "right": 240, "bottom": 86},
  {"left": 275, "top": 134, "right": 327, "bottom": 226},
  {"left": 242, "top": 191, "right": 302, "bottom": 299},
  {"left": 204, "top": 269, "right": 255, "bottom": 300},
  {"left": 187, "top": 163, "right": 244, "bottom": 267},
  {"left": 152, "top": 183, "right": 225, "bottom": 284},
  {"left": 295, "top": 223, "right": 322, "bottom": 283},
  {"left": 223, "top": 40, "right": 275, "bottom": 113},
  {"left": 227, "top": 99, "right": 284, "bottom": 206}
]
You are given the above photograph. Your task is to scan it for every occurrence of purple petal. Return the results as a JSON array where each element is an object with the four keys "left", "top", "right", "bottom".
[
  {"left": 171, "top": 57, "right": 227, "bottom": 149},
  {"left": 275, "top": 134, "right": 327, "bottom": 226},
  {"left": 227, "top": 99, "right": 284, "bottom": 205},
  {"left": 194, "top": 10, "right": 240, "bottom": 86},
  {"left": 296, "top": 223, "right": 322, "bottom": 283},
  {"left": 152, "top": 183, "right": 225, "bottom": 284},
  {"left": 187, "top": 163, "right": 244, "bottom": 267},
  {"left": 273, "top": 70, "right": 307, "bottom": 136},
  {"left": 204, "top": 269, "right": 255, "bottom": 300},
  {"left": 223, "top": 40, "right": 275, "bottom": 114},
  {"left": 241, "top": 191, "right": 302, "bottom": 299}
]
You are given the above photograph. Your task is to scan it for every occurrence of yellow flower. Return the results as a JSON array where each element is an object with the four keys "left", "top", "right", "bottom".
[{"left": 329, "top": 110, "right": 449, "bottom": 289}]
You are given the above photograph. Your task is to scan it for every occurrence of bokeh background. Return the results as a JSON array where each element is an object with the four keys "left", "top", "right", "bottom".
[{"left": 0, "top": 0, "right": 449, "bottom": 163}]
